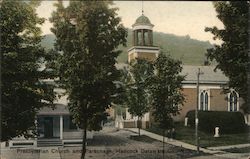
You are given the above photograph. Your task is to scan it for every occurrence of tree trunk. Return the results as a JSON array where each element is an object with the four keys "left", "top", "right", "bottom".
[
  {"left": 81, "top": 116, "right": 88, "bottom": 159},
  {"left": 81, "top": 128, "right": 87, "bottom": 159},
  {"left": 162, "top": 130, "right": 165, "bottom": 159},
  {"left": 138, "top": 117, "right": 141, "bottom": 136},
  {"left": 138, "top": 126, "right": 140, "bottom": 136}
]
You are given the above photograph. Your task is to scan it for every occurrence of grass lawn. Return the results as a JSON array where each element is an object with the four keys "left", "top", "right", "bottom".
[
  {"left": 145, "top": 123, "right": 250, "bottom": 148},
  {"left": 222, "top": 146, "right": 250, "bottom": 153}
]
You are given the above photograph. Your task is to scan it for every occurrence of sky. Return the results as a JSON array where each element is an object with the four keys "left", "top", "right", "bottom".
[{"left": 36, "top": 1, "right": 224, "bottom": 44}]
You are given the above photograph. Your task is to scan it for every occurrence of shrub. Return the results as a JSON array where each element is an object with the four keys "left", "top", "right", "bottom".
[{"left": 186, "top": 110, "right": 247, "bottom": 134}]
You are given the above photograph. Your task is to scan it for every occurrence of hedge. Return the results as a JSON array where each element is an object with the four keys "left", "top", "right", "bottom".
[{"left": 186, "top": 110, "right": 247, "bottom": 134}]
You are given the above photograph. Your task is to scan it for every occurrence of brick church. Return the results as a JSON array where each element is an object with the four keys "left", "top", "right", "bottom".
[{"left": 115, "top": 13, "right": 249, "bottom": 129}]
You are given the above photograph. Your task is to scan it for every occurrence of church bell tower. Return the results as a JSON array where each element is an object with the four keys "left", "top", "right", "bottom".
[{"left": 128, "top": 12, "right": 160, "bottom": 62}]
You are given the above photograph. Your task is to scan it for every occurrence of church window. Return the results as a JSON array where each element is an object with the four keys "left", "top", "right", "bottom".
[
  {"left": 228, "top": 90, "right": 239, "bottom": 112},
  {"left": 199, "top": 90, "right": 209, "bottom": 111}
]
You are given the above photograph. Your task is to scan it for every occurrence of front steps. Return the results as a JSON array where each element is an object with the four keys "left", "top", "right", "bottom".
[{"left": 37, "top": 139, "right": 62, "bottom": 147}]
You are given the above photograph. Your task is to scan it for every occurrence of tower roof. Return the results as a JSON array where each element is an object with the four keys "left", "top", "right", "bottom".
[{"left": 132, "top": 14, "right": 154, "bottom": 27}]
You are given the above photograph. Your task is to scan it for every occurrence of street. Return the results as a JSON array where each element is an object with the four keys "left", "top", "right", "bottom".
[{"left": 1, "top": 127, "right": 233, "bottom": 159}]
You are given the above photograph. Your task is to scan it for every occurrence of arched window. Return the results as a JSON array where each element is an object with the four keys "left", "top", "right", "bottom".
[
  {"left": 199, "top": 90, "right": 209, "bottom": 111},
  {"left": 228, "top": 90, "right": 238, "bottom": 112},
  {"left": 200, "top": 92, "right": 204, "bottom": 110},
  {"left": 204, "top": 92, "right": 208, "bottom": 110}
]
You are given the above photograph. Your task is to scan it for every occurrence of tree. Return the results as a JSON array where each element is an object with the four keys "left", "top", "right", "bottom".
[
  {"left": 205, "top": 1, "right": 249, "bottom": 113},
  {"left": 149, "top": 53, "right": 184, "bottom": 156},
  {"left": 124, "top": 58, "right": 154, "bottom": 136},
  {"left": 1, "top": 0, "right": 56, "bottom": 141},
  {"left": 50, "top": 1, "right": 127, "bottom": 159}
]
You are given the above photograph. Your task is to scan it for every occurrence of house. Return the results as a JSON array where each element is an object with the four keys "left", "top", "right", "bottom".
[
  {"left": 7, "top": 88, "right": 94, "bottom": 148},
  {"left": 115, "top": 13, "right": 249, "bottom": 129}
]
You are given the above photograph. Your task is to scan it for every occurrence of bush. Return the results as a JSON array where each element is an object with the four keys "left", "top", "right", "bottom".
[{"left": 186, "top": 110, "right": 247, "bottom": 134}]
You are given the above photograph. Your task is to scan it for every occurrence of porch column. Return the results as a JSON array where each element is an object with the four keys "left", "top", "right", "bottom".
[{"left": 60, "top": 115, "right": 63, "bottom": 140}]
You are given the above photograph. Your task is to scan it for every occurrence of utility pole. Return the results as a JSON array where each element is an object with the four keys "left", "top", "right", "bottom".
[{"left": 195, "top": 68, "right": 203, "bottom": 154}]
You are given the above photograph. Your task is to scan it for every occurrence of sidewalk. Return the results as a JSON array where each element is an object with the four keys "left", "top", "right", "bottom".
[
  {"left": 207, "top": 143, "right": 250, "bottom": 151},
  {"left": 125, "top": 128, "right": 250, "bottom": 159}
]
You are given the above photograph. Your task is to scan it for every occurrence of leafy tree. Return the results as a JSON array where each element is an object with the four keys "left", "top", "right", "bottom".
[
  {"left": 50, "top": 1, "right": 127, "bottom": 159},
  {"left": 124, "top": 58, "right": 154, "bottom": 136},
  {"left": 1, "top": 0, "right": 56, "bottom": 141},
  {"left": 149, "top": 53, "right": 184, "bottom": 134},
  {"left": 205, "top": 1, "right": 249, "bottom": 112},
  {"left": 149, "top": 53, "right": 184, "bottom": 157}
]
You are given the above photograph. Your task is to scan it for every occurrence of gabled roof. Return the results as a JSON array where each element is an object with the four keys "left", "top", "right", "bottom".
[
  {"left": 181, "top": 65, "right": 228, "bottom": 84},
  {"left": 116, "top": 63, "right": 229, "bottom": 84},
  {"left": 38, "top": 88, "right": 70, "bottom": 115}
]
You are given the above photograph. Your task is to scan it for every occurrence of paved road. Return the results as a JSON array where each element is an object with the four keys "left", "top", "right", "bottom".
[
  {"left": 1, "top": 127, "right": 233, "bottom": 159},
  {"left": 59, "top": 127, "right": 225, "bottom": 159}
]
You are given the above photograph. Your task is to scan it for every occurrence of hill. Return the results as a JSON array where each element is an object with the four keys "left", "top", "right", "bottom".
[{"left": 41, "top": 29, "right": 213, "bottom": 65}]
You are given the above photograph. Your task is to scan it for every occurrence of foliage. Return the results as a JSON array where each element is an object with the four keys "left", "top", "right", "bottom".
[
  {"left": 149, "top": 53, "right": 185, "bottom": 130},
  {"left": 50, "top": 1, "right": 127, "bottom": 158},
  {"left": 1, "top": 0, "right": 56, "bottom": 141},
  {"left": 124, "top": 58, "right": 154, "bottom": 135},
  {"left": 125, "top": 58, "right": 154, "bottom": 117},
  {"left": 186, "top": 110, "right": 247, "bottom": 134},
  {"left": 205, "top": 1, "right": 249, "bottom": 112}
]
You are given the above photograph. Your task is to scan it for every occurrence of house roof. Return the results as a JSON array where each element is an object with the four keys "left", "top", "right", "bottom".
[
  {"left": 38, "top": 88, "right": 70, "bottom": 115},
  {"left": 38, "top": 104, "right": 69, "bottom": 115}
]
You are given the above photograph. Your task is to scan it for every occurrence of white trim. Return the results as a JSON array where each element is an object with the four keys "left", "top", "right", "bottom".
[
  {"left": 128, "top": 49, "right": 159, "bottom": 55},
  {"left": 128, "top": 46, "right": 160, "bottom": 52},
  {"left": 132, "top": 25, "right": 153, "bottom": 30},
  {"left": 156, "top": 53, "right": 159, "bottom": 58},
  {"left": 60, "top": 115, "right": 63, "bottom": 140},
  {"left": 200, "top": 86, "right": 221, "bottom": 90},
  {"left": 182, "top": 84, "right": 223, "bottom": 89}
]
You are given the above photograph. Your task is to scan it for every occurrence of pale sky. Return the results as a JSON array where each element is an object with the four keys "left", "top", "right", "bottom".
[{"left": 36, "top": 1, "right": 224, "bottom": 44}]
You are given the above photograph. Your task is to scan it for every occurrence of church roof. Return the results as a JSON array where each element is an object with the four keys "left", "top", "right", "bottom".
[
  {"left": 116, "top": 63, "right": 229, "bottom": 84},
  {"left": 180, "top": 65, "right": 229, "bottom": 84},
  {"left": 132, "top": 14, "right": 154, "bottom": 27}
]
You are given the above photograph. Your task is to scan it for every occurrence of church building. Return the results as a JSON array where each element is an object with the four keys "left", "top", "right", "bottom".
[{"left": 116, "top": 13, "right": 249, "bottom": 129}]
